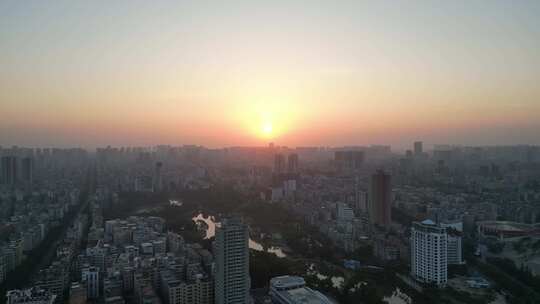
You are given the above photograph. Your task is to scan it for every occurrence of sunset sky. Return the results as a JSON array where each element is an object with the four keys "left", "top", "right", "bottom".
[{"left": 1, "top": 1, "right": 539, "bottom": 149}]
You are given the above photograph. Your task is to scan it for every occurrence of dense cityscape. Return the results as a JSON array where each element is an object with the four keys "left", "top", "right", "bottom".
[
  {"left": 0, "top": 143, "right": 539, "bottom": 304},
  {"left": 2, "top": 1, "right": 540, "bottom": 303}
]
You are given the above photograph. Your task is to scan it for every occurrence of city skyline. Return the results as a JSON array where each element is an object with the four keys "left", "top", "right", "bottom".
[
  {"left": 3, "top": 2, "right": 540, "bottom": 302},
  {"left": 1, "top": 1, "right": 540, "bottom": 148}
]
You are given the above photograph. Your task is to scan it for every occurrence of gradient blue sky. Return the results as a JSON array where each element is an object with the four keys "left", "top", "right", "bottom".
[{"left": 1, "top": 1, "right": 539, "bottom": 148}]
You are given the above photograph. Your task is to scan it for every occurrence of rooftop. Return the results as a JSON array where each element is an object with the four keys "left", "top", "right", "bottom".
[
  {"left": 270, "top": 275, "right": 306, "bottom": 290},
  {"left": 270, "top": 276, "right": 332, "bottom": 304},
  {"left": 421, "top": 219, "right": 435, "bottom": 225},
  {"left": 278, "top": 287, "right": 333, "bottom": 304}
]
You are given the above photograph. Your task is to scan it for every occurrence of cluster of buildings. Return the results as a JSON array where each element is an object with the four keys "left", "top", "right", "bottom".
[
  {"left": 91, "top": 142, "right": 540, "bottom": 293},
  {"left": 0, "top": 148, "right": 87, "bottom": 287},
  {"left": 0, "top": 146, "right": 92, "bottom": 304},
  {"left": 23, "top": 190, "right": 90, "bottom": 304},
  {"left": 94, "top": 147, "right": 211, "bottom": 194},
  {"left": 283, "top": 166, "right": 394, "bottom": 254},
  {"left": 8, "top": 207, "right": 330, "bottom": 304},
  {"left": 1, "top": 155, "right": 34, "bottom": 187},
  {"left": 70, "top": 205, "right": 221, "bottom": 304},
  {"left": 265, "top": 154, "right": 299, "bottom": 202},
  {"left": 4, "top": 141, "right": 540, "bottom": 303},
  {"left": 7, "top": 287, "right": 57, "bottom": 304},
  {"left": 248, "top": 141, "right": 540, "bottom": 290}
]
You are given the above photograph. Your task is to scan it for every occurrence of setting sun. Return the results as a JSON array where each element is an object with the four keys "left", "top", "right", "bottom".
[
  {"left": 262, "top": 122, "right": 273, "bottom": 136},
  {"left": 231, "top": 96, "right": 300, "bottom": 143}
]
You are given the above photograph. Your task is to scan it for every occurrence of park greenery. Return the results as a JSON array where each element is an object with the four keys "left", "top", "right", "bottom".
[
  {"left": 110, "top": 185, "right": 403, "bottom": 303},
  {"left": 109, "top": 184, "right": 540, "bottom": 304}
]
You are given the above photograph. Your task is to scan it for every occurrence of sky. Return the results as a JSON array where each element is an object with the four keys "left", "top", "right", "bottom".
[{"left": 1, "top": 0, "right": 539, "bottom": 149}]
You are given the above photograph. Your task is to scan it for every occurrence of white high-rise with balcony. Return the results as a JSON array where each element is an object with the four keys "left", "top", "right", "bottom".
[
  {"left": 215, "top": 217, "right": 250, "bottom": 304},
  {"left": 410, "top": 219, "right": 448, "bottom": 287}
]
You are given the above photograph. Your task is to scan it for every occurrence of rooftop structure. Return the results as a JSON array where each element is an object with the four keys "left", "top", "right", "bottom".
[
  {"left": 269, "top": 276, "right": 332, "bottom": 304},
  {"left": 477, "top": 221, "right": 540, "bottom": 240}
]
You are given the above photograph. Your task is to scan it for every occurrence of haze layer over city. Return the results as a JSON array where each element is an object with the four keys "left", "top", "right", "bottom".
[{"left": 1, "top": 1, "right": 540, "bottom": 304}]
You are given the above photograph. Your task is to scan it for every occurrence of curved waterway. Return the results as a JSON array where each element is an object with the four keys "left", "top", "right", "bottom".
[{"left": 192, "top": 213, "right": 287, "bottom": 258}]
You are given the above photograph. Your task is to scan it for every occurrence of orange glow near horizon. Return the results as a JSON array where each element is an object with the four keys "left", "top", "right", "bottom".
[
  {"left": 1, "top": 2, "right": 540, "bottom": 148},
  {"left": 229, "top": 91, "right": 303, "bottom": 143}
]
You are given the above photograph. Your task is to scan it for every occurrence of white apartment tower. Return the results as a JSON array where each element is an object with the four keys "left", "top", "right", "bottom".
[
  {"left": 410, "top": 220, "right": 448, "bottom": 287},
  {"left": 215, "top": 217, "right": 250, "bottom": 304}
]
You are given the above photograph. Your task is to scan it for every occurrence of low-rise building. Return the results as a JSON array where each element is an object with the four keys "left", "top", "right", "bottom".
[{"left": 7, "top": 288, "right": 56, "bottom": 304}]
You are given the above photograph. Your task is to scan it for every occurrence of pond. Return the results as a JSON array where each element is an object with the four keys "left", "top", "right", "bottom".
[
  {"left": 383, "top": 288, "right": 412, "bottom": 304},
  {"left": 192, "top": 213, "right": 287, "bottom": 258},
  {"left": 307, "top": 263, "right": 345, "bottom": 289},
  {"left": 169, "top": 199, "right": 183, "bottom": 207}
]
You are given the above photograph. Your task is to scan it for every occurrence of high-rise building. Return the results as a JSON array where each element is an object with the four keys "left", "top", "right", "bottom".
[
  {"left": 414, "top": 141, "right": 423, "bottom": 155},
  {"left": 82, "top": 266, "right": 100, "bottom": 299},
  {"left": 215, "top": 217, "right": 250, "bottom": 304},
  {"left": 153, "top": 162, "right": 163, "bottom": 192},
  {"left": 337, "top": 203, "right": 354, "bottom": 221},
  {"left": 334, "top": 151, "right": 364, "bottom": 170},
  {"left": 274, "top": 154, "right": 286, "bottom": 174},
  {"left": 21, "top": 157, "right": 34, "bottom": 184},
  {"left": 369, "top": 170, "right": 392, "bottom": 229},
  {"left": 8, "top": 238, "right": 24, "bottom": 268},
  {"left": 410, "top": 220, "right": 448, "bottom": 287},
  {"left": 355, "top": 190, "right": 368, "bottom": 214},
  {"left": 354, "top": 176, "right": 368, "bottom": 214},
  {"left": 287, "top": 154, "right": 299, "bottom": 174},
  {"left": 0, "top": 260, "right": 6, "bottom": 284},
  {"left": 1, "top": 156, "right": 18, "bottom": 185},
  {"left": 447, "top": 232, "right": 464, "bottom": 265}
]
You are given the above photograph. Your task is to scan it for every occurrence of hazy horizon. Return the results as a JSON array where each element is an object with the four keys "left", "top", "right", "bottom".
[{"left": 2, "top": 1, "right": 540, "bottom": 148}]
